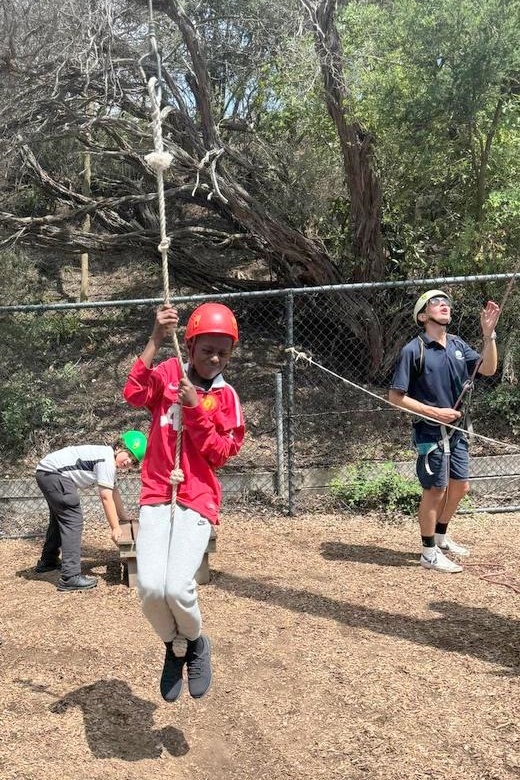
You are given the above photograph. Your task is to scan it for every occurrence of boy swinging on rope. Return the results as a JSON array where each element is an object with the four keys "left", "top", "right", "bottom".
[
  {"left": 389, "top": 290, "right": 500, "bottom": 573},
  {"left": 123, "top": 302, "right": 244, "bottom": 701}
]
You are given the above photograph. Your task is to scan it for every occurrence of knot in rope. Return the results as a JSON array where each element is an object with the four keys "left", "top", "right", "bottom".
[
  {"left": 286, "top": 347, "right": 313, "bottom": 364},
  {"left": 158, "top": 237, "right": 171, "bottom": 253},
  {"left": 145, "top": 150, "right": 173, "bottom": 173}
]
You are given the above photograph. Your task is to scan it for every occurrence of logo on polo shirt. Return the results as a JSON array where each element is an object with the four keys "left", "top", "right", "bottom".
[{"left": 454, "top": 350, "right": 464, "bottom": 360}]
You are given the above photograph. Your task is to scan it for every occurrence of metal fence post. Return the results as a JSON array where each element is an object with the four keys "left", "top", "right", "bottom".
[
  {"left": 275, "top": 371, "right": 285, "bottom": 498},
  {"left": 285, "top": 291, "right": 296, "bottom": 516}
]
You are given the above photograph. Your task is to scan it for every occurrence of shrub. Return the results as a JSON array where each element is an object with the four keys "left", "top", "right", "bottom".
[
  {"left": 29, "top": 312, "right": 83, "bottom": 350},
  {"left": 0, "top": 372, "right": 58, "bottom": 456},
  {"left": 477, "top": 384, "right": 520, "bottom": 436},
  {"left": 329, "top": 462, "right": 422, "bottom": 515}
]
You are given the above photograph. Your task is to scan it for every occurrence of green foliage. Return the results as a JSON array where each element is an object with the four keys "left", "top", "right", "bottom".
[
  {"left": 28, "top": 312, "right": 83, "bottom": 350},
  {"left": 330, "top": 462, "right": 422, "bottom": 515},
  {"left": 0, "top": 372, "right": 58, "bottom": 455},
  {"left": 338, "top": 0, "right": 520, "bottom": 275},
  {"left": 477, "top": 384, "right": 520, "bottom": 435}
]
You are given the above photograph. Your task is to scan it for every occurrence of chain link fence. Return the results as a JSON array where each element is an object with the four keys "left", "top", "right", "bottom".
[
  {"left": 0, "top": 274, "right": 518, "bottom": 539},
  {"left": 285, "top": 277, "right": 519, "bottom": 515}
]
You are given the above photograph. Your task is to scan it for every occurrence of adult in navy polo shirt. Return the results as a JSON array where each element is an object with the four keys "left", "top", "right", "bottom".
[{"left": 389, "top": 289, "right": 500, "bottom": 573}]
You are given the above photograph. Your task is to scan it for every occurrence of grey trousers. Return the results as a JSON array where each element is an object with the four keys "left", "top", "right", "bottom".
[
  {"left": 36, "top": 471, "right": 83, "bottom": 578},
  {"left": 136, "top": 503, "right": 212, "bottom": 643}
]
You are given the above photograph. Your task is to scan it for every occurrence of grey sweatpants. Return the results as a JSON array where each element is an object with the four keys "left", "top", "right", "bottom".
[{"left": 136, "top": 503, "right": 212, "bottom": 643}]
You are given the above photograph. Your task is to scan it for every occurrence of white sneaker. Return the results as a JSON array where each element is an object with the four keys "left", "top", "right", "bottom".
[
  {"left": 436, "top": 535, "right": 470, "bottom": 557},
  {"left": 420, "top": 548, "right": 463, "bottom": 573}
]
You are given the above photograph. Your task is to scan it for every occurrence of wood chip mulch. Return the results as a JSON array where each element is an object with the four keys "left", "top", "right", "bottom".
[{"left": 0, "top": 512, "right": 519, "bottom": 780}]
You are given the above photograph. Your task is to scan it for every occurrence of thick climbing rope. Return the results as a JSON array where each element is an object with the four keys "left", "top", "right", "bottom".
[
  {"left": 286, "top": 348, "right": 520, "bottom": 453},
  {"left": 139, "top": 0, "right": 185, "bottom": 491}
]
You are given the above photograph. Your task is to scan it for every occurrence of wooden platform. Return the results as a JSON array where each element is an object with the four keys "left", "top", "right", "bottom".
[{"left": 117, "top": 520, "right": 217, "bottom": 587}]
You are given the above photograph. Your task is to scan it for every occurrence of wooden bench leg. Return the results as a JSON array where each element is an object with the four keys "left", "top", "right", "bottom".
[
  {"left": 126, "top": 558, "right": 138, "bottom": 589},
  {"left": 195, "top": 552, "right": 210, "bottom": 585}
]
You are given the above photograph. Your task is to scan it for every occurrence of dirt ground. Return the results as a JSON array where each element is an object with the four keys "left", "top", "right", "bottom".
[{"left": 1, "top": 512, "right": 519, "bottom": 780}]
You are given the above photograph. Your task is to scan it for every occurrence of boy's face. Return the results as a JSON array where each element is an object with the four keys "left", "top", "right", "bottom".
[
  {"left": 189, "top": 333, "right": 234, "bottom": 381},
  {"left": 115, "top": 450, "right": 136, "bottom": 469}
]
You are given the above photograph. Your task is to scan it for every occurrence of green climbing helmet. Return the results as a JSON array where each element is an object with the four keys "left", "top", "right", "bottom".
[{"left": 120, "top": 430, "right": 147, "bottom": 463}]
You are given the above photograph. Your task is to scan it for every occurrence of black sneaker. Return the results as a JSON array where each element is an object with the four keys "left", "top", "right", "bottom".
[
  {"left": 35, "top": 559, "right": 62, "bottom": 573},
  {"left": 186, "top": 635, "right": 212, "bottom": 699},
  {"left": 57, "top": 574, "right": 97, "bottom": 592},
  {"left": 160, "top": 643, "right": 186, "bottom": 702}
]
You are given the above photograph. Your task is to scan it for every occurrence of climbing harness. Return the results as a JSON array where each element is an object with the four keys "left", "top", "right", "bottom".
[{"left": 411, "top": 333, "right": 476, "bottom": 475}]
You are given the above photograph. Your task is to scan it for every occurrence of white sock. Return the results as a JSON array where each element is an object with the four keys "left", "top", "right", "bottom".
[
  {"left": 435, "top": 533, "right": 447, "bottom": 547},
  {"left": 422, "top": 546, "right": 437, "bottom": 560},
  {"left": 171, "top": 637, "right": 188, "bottom": 657}
]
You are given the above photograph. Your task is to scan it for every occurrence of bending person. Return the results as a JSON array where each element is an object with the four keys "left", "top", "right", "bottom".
[{"left": 35, "top": 430, "right": 146, "bottom": 590}]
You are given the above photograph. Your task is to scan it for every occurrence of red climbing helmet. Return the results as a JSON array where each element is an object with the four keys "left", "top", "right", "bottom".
[{"left": 185, "top": 302, "right": 239, "bottom": 344}]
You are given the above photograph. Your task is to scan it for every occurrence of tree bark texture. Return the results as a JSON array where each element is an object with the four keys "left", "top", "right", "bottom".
[{"left": 302, "top": 0, "right": 384, "bottom": 281}]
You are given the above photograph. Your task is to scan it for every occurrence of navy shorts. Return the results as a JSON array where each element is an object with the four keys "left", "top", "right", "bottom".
[{"left": 415, "top": 435, "right": 469, "bottom": 489}]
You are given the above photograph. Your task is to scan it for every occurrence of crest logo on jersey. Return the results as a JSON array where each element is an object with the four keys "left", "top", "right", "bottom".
[
  {"left": 455, "top": 350, "right": 464, "bottom": 360},
  {"left": 201, "top": 395, "right": 218, "bottom": 412}
]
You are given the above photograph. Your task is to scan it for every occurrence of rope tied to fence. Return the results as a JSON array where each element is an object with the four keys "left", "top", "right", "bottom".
[{"left": 287, "top": 347, "right": 520, "bottom": 453}]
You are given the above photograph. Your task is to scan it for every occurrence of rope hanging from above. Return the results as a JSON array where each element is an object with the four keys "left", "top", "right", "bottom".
[{"left": 139, "top": 0, "right": 185, "bottom": 485}]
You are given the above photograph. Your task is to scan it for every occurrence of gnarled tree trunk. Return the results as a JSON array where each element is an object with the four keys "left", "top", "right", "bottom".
[{"left": 301, "top": 0, "right": 384, "bottom": 281}]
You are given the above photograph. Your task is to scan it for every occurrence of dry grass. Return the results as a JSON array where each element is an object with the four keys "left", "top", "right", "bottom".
[{"left": 1, "top": 512, "right": 519, "bottom": 780}]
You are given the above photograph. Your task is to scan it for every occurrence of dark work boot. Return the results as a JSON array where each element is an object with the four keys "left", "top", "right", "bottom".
[
  {"left": 57, "top": 574, "right": 97, "bottom": 592},
  {"left": 186, "top": 635, "right": 212, "bottom": 699},
  {"left": 160, "top": 642, "right": 186, "bottom": 702},
  {"left": 35, "top": 558, "right": 62, "bottom": 573}
]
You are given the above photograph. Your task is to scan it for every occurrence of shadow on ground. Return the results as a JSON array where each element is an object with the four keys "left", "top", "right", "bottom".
[
  {"left": 15, "top": 678, "right": 189, "bottom": 761},
  {"left": 213, "top": 570, "right": 519, "bottom": 674},
  {"left": 16, "top": 543, "right": 126, "bottom": 588},
  {"left": 321, "top": 541, "right": 417, "bottom": 567}
]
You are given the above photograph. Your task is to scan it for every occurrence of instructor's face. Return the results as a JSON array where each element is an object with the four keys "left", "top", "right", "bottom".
[
  {"left": 425, "top": 297, "right": 451, "bottom": 324},
  {"left": 115, "top": 450, "right": 135, "bottom": 469}
]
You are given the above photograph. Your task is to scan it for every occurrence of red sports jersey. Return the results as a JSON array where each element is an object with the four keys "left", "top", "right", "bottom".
[{"left": 123, "top": 357, "right": 244, "bottom": 524}]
